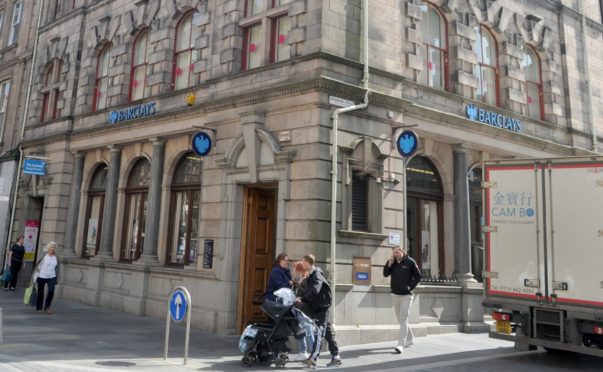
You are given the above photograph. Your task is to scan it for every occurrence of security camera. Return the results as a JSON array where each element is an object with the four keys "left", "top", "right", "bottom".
[{"left": 390, "top": 176, "right": 400, "bottom": 185}]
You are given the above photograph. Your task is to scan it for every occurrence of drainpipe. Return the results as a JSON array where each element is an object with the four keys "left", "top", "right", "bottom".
[
  {"left": 578, "top": 2, "right": 597, "bottom": 152},
  {"left": 4, "top": 0, "right": 45, "bottom": 259},
  {"left": 330, "top": 0, "right": 370, "bottom": 326}
]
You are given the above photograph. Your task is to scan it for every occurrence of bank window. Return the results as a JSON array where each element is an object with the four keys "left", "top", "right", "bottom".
[
  {"left": 93, "top": 45, "right": 111, "bottom": 111},
  {"left": 418, "top": 3, "right": 447, "bottom": 90},
  {"left": 167, "top": 153, "right": 202, "bottom": 266},
  {"left": 521, "top": 46, "right": 544, "bottom": 120},
  {"left": 173, "top": 12, "right": 195, "bottom": 91},
  {"left": 130, "top": 31, "right": 148, "bottom": 101},
  {"left": 83, "top": 164, "right": 107, "bottom": 257},
  {"left": 241, "top": 1, "right": 291, "bottom": 71},
  {"left": 41, "top": 59, "right": 62, "bottom": 122},
  {"left": 121, "top": 158, "right": 150, "bottom": 261},
  {"left": 474, "top": 25, "right": 498, "bottom": 106},
  {"left": 0, "top": 11, "right": 5, "bottom": 46},
  {"left": 7, "top": 1, "right": 21, "bottom": 47}
]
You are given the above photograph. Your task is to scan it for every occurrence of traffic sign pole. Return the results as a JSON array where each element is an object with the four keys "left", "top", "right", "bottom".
[{"left": 164, "top": 286, "right": 192, "bottom": 365}]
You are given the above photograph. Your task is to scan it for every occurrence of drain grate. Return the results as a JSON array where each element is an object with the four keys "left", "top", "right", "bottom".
[{"left": 95, "top": 361, "right": 137, "bottom": 367}]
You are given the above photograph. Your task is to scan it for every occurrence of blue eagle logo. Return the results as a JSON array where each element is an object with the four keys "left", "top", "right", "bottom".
[
  {"left": 398, "top": 131, "right": 417, "bottom": 156},
  {"left": 466, "top": 104, "right": 478, "bottom": 121},
  {"left": 108, "top": 111, "right": 118, "bottom": 124},
  {"left": 193, "top": 133, "right": 211, "bottom": 156}
]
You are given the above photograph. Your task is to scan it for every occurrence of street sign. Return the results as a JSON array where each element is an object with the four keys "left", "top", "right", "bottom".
[
  {"left": 329, "top": 96, "right": 355, "bottom": 108},
  {"left": 23, "top": 159, "right": 46, "bottom": 176},
  {"left": 191, "top": 131, "right": 212, "bottom": 156},
  {"left": 169, "top": 290, "right": 188, "bottom": 322},
  {"left": 396, "top": 130, "right": 419, "bottom": 158}
]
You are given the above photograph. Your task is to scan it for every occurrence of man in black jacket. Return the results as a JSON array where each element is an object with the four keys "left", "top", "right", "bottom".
[
  {"left": 297, "top": 254, "right": 342, "bottom": 367},
  {"left": 383, "top": 246, "right": 421, "bottom": 354}
]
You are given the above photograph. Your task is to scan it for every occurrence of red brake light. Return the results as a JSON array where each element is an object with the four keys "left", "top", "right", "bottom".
[
  {"left": 492, "top": 311, "right": 510, "bottom": 321},
  {"left": 594, "top": 326, "right": 603, "bottom": 335}
]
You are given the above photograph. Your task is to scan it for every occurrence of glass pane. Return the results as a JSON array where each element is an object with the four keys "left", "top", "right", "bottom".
[
  {"left": 247, "top": 24, "right": 262, "bottom": 69},
  {"left": 417, "top": 43, "right": 427, "bottom": 85},
  {"left": 428, "top": 48, "right": 443, "bottom": 89},
  {"left": 0, "top": 81, "right": 9, "bottom": 113},
  {"left": 90, "top": 165, "right": 108, "bottom": 191},
  {"left": 474, "top": 26, "right": 483, "bottom": 64},
  {"left": 132, "top": 65, "right": 146, "bottom": 100},
  {"left": 177, "top": 14, "right": 192, "bottom": 52},
  {"left": 522, "top": 48, "right": 539, "bottom": 83},
  {"left": 420, "top": 200, "right": 431, "bottom": 274},
  {"left": 482, "top": 66, "right": 496, "bottom": 105},
  {"left": 99, "top": 48, "right": 110, "bottom": 77},
  {"left": 481, "top": 27, "right": 495, "bottom": 66},
  {"left": 188, "top": 190, "right": 200, "bottom": 266},
  {"left": 128, "top": 159, "right": 151, "bottom": 188},
  {"left": 134, "top": 32, "right": 148, "bottom": 65},
  {"left": 406, "top": 197, "right": 417, "bottom": 260},
  {"left": 174, "top": 154, "right": 202, "bottom": 185},
  {"left": 277, "top": 0, "right": 293, "bottom": 5},
  {"left": 170, "top": 192, "right": 187, "bottom": 264},
  {"left": 406, "top": 156, "right": 442, "bottom": 196},
  {"left": 246, "top": 0, "right": 263, "bottom": 15},
  {"left": 85, "top": 196, "right": 102, "bottom": 256},
  {"left": 429, "top": 8, "right": 442, "bottom": 47},
  {"left": 97, "top": 77, "right": 108, "bottom": 110},
  {"left": 527, "top": 82, "right": 540, "bottom": 119},
  {"left": 124, "top": 194, "right": 142, "bottom": 260},
  {"left": 175, "top": 50, "right": 191, "bottom": 90},
  {"left": 275, "top": 17, "right": 290, "bottom": 62},
  {"left": 419, "top": 4, "right": 429, "bottom": 40}
]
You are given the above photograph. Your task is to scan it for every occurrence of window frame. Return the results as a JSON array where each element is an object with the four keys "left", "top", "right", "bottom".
[
  {"left": 523, "top": 46, "right": 544, "bottom": 120},
  {"left": 7, "top": 0, "right": 22, "bottom": 47},
  {"left": 269, "top": 14, "right": 290, "bottom": 63},
  {"left": 129, "top": 30, "right": 149, "bottom": 101},
  {"left": 172, "top": 11, "right": 195, "bottom": 91},
  {"left": 121, "top": 158, "right": 151, "bottom": 262},
  {"left": 475, "top": 25, "right": 500, "bottom": 106},
  {"left": 418, "top": 2, "right": 449, "bottom": 91},
  {"left": 82, "top": 164, "right": 108, "bottom": 258},
  {"left": 93, "top": 45, "right": 111, "bottom": 111},
  {"left": 40, "top": 60, "right": 62, "bottom": 122}
]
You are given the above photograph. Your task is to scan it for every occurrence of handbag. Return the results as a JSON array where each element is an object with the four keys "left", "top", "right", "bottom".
[
  {"left": 23, "top": 284, "right": 34, "bottom": 305},
  {"left": 1, "top": 268, "right": 11, "bottom": 284},
  {"left": 29, "top": 286, "right": 37, "bottom": 306}
]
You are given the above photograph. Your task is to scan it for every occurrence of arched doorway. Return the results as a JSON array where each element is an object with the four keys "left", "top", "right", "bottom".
[{"left": 406, "top": 156, "right": 444, "bottom": 277}]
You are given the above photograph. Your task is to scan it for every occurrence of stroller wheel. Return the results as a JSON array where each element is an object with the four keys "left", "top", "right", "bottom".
[
  {"left": 274, "top": 352, "right": 289, "bottom": 367},
  {"left": 242, "top": 356, "right": 253, "bottom": 367}
]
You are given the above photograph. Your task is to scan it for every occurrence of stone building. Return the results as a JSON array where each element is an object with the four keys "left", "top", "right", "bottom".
[{"left": 10, "top": 0, "right": 603, "bottom": 344}]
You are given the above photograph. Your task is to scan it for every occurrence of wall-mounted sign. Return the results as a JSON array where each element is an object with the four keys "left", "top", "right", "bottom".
[
  {"left": 23, "top": 159, "right": 46, "bottom": 176},
  {"left": 465, "top": 104, "right": 522, "bottom": 133},
  {"left": 388, "top": 232, "right": 401, "bottom": 245},
  {"left": 352, "top": 257, "right": 371, "bottom": 285},
  {"left": 203, "top": 239, "right": 214, "bottom": 269},
  {"left": 329, "top": 96, "right": 355, "bottom": 108},
  {"left": 24, "top": 220, "right": 39, "bottom": 261},
  {"left": 192, "top": 132, "right": 213, "bottom": 157},
  {"left": 396, "top": 130, "right": 419, "bottom": 158},
  {"left": 108, "top": 102, "right": 156, "bottom": 124}
]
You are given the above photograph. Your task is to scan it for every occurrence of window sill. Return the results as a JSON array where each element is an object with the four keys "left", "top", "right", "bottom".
[{"left": 338, "top": 230, "right": 388, "bottom": 240}]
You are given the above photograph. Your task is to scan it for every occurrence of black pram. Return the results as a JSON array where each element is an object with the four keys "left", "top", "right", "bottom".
[{"left": 240, "top": 300, "right": 299, "bottom": 367}]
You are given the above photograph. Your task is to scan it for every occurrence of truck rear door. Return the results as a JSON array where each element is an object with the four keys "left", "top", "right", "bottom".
[
  {"left": 484, "top": 164, "right": 545, "bottom": 300},
  {"left": 546, "top": 161, "right": 603, "bottom": 308}
]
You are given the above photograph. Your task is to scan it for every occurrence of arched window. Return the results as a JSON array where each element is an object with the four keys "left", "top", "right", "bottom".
[
  {"left": 121, "top": 158, "right": 150, "bottom": 261},
  {"left": 83, "top": 164, "right": 107, "bottom": 257},
  {"left": 130, "top": 31, "right": 148, "bottom": 101},
  {"left": 474, "top": 25, "right": 498, "bottom": 106},
  {"left": 167, "top": 153, "right": 202, "bottom": 266},
  {"left": 173, "top": 12, "right": 195, "bottom": 90},
  {"left": 93, "top": 45, "right": 111, "bottom": 111},
  {"left": 418, "top": 2, "right": 447, "bottom": 90},
  {"left": 41, "top": 59, "right": 62, "bottom": 122},
  {"left": 406, "top": 156, "right": 443, "bottom": 276},
  {"left": 521, "top": 46, "right": 543, "bottom": 120}
]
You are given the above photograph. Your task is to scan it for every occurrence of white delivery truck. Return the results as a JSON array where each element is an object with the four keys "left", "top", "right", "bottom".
[{"left": 481, "top": 157, "right": 603, "bottom": 356}]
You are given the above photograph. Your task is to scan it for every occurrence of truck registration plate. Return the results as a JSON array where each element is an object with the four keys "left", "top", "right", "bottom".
[{"left": 496, "top": 320, "right": 512, "bottom": 334}]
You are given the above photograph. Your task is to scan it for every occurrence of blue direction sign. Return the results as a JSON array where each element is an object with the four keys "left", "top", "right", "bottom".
[
  {"left": 23, "top": 159, "right": 47, "bottom": 176},
  {"left": 396, "top": 130, "right": 419, "bottom": 158},
  {"left": 192, "top": 131, "right": 212, "bottom": 156},
  {"left": 169, "top": 290, "right": 188, "bottom": 322}
]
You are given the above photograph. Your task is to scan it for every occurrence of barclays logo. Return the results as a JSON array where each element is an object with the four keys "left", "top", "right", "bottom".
[
  {"left": 108, "top": 102, "right": 157, "bottom": 125},
  {"left": 465, "top": 104, "right": 521, "bottom": 133}
]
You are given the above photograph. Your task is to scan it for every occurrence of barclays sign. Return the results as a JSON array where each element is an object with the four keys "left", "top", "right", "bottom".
[
  {"left": 108, "top": 102, "right": 156, "bottom": 124},
  {"left": 465, "top": 104, "right": 522, "bottom": 133}
]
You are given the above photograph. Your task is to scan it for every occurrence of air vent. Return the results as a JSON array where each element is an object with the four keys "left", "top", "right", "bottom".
[{"left": 533, "top": 308, "right": 564, "bottom": 342}]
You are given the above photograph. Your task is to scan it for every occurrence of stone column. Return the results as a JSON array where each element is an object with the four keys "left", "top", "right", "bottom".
[
  {"left": 95, "top": 145, "right": 121, "bottom": 261},
  {"left": 135, "top": 138, "right": 165, "bottom": 266},
  {"left": 63, "top": 152, "right": 85, "bottom": 258},
  {"left": 453, "top": 144, "right": 475, "bottom": 283}
]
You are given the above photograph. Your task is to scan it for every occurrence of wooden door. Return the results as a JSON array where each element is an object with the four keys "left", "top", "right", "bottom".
[{"left": 238, "top": 186, "right": 277, "bottom": 331}]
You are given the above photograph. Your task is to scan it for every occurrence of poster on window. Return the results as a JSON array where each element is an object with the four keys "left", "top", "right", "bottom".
[
  {"left": 86, "top": 218, "right": 98, "bottom": 250},
  {"left": 23, "top": 220, "right": 39, "bottom": 262}
]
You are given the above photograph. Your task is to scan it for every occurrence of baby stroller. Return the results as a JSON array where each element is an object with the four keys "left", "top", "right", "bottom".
[{"left": 239, "top": 289, "right": 320, "bottom": 368}]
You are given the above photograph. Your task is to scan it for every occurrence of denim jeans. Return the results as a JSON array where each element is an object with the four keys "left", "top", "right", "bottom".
[{"left": 36, "top": 277, "right": 57, "bottom": 311}]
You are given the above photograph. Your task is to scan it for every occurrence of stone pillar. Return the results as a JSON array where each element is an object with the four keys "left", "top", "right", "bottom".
[
  {"left": 63, "top": 152, "right": 85, "bottom": 258},
  {"left": 453, "top": 145, "right": 475, "bottom": 283},
  {"left": 95, "top": 146, "right": 121, "bottom": 261},
  {"left": 135, "top": 138, "right": 165, "bottom": 266}
]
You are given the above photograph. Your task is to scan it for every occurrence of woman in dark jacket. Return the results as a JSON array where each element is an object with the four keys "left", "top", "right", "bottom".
[
  {"left": 4, "top": 235, "right": 25, "bottom": 291},
  {"left": 265, "top": 253, "right": 292, "bottom": 301}
]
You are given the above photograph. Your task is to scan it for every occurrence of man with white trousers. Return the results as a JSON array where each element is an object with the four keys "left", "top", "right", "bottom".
[{"left": 383, "top": 246, "right": 421, "bottom": 354}]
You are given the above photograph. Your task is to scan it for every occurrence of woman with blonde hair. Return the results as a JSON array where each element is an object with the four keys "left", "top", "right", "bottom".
[{"left": 35, "top": 242, "right": 59, "bottom": 314}]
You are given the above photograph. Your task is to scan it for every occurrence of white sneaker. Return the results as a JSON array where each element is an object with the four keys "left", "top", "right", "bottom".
[
  {"left": 296, "top": 352, "right": 310, "bottom": 361},
  {"left": 394, "top": 346, "right": 403, "bottom": 354}
]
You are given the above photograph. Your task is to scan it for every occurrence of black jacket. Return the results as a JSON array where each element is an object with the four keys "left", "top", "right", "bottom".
[
  {"left": 383, "top": 256, "right": 421, "bottom": 295},
  {"left": 300, "top": 266, "right": 332, "bottom": 311}
]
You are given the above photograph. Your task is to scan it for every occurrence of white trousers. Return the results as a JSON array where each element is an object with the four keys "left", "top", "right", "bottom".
[{"left": 392, "top": 293, "right": 414, "bottom": 348}]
